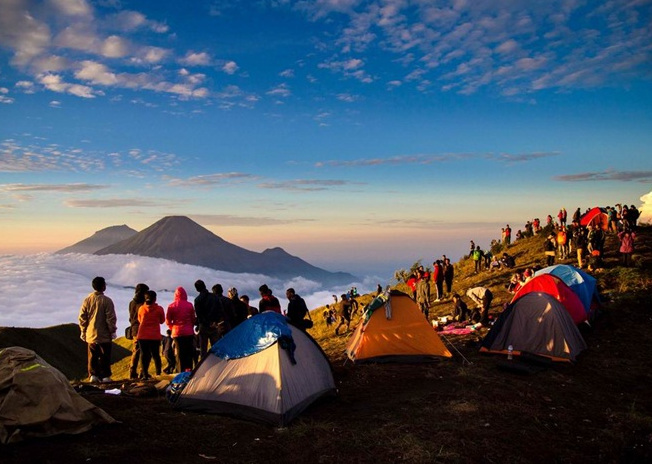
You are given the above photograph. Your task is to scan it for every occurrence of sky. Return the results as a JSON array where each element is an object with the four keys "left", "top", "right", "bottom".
[{"left": 1, "top": 0, "right": 652, "bottom": 279}]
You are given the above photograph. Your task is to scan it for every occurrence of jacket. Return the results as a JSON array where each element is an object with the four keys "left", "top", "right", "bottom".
[
  {"left": 79, "top": 291, "right": 117, "bottom": 344},
  {"left": 618, "top": 231, "right": 635, "bottom": 254},
  {"left": 137, "top": 302, "right": 165, "bottom": 340},
  {"left": 166, "top": 287, "right": 196, "bottom": 338}
]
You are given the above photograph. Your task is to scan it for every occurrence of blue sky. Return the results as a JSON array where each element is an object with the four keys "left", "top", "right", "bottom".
[{"left": 1, "top": 0, "right": 652, "bottom": 277}]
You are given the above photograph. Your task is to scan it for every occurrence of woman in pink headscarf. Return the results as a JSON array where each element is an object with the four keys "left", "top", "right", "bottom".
[{"left": 166, "top": 286, "right": 196, "bottom": 372}]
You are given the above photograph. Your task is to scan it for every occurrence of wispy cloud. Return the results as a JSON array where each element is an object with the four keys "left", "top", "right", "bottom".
[
  {"left": 190, "top": 214, "right": 314, "bottom": 227},
  {"left": 555, "top": 170, "right": 652, "bottom": 183},
  {"left": 0, "top": 183, "right": 109, "bottom": 193},
  {"left": 257, "top": 179, "right": 363, "bottom": 192},
  {"left": 165, "top": 172, "right": 259, "bottom": 187},
  {"left": 64, "top": 198, "right": 162, "bottom": 208}
]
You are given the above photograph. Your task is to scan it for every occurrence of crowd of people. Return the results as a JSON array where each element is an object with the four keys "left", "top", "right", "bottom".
[{"left": 78, "top": 281, "right": 310, "bottom": 383}]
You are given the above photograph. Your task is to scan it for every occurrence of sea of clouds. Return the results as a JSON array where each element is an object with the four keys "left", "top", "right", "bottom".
[{"left": 0, "top": 253, "right": 380, "bottom": 336}]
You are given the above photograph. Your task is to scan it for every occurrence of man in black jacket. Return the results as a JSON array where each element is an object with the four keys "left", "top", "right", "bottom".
[
  {"left": 194, "top": 280, "right": 219, "bottom": 360},
  {"left": 286, "top": 288, "right": 309, "bottom": 330}
]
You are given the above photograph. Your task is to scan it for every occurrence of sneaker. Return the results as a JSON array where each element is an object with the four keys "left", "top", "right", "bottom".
[
  {"left": 89, "top": 375, "right": 101, "bottom": 383},
  {"left": 101, "top": 377, "right": 112, "bottom": 383}
]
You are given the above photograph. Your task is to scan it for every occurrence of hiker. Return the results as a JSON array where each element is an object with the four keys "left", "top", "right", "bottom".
[
  {"left": 507, "top": 273, "right": 524, "bottom": 294},
  {"left": 466, "top": 287, "right": 493, "bottom": 325},
  {"left": 79, "top": 276, "right": 117, "bottom": 383},
  {"left": 432, "top": 260, "right": 444, "bottom": 301},
  {"left": 286, "top": 288, "right": 310, "bottom": 330},
  {"left": 194, "top": 279, "right": 219, "bottom": 360},
  {"left": 628, "top": 205, "right": 640, "bottom": 230},
  {"left": 239, "top": 294, "right": 259, "bottom": 318},
  {"left": 469, "top": 240, "right": 476, "bottom": 258},
  {"left": 166, "top": 286, "right": 196, "bottom": 373},
  {"left": 501, "top": 252, "right": 516, "bottom": 268},
  {"left": 504, "top": 224, "right": 512, "bottom": 246},
  {"left": 443, "top": 258, "right": 454, "bottom": 296},
  {"left": 137, "top": 290, "right": 165, "bottom": 379},
  {"left": 335, "top": 294, "right": 353, "bottom": 335},
  {"left": 544, "top": 234, "right": 556, "bottom": 266},
  {"left": 415, "top": 269, "right": 431, "bottom": 319},
  {"left": 556, "top": 226, "right": 568, "bottom": 260},
  {"left": 128, "top": 283, "right": 149, "bottom": 380},
  {"left": 472, "top": 245, "right": 484, "bottom": 273},
  {"left": 259, "top": 284, "right": 282, "bottom": 314},
  {"left": 451, "top": 293, "right": 469, "bottom": 322},
  {"left": 489, "top": 254, "right": 501, "bottom": 271},
  {"left": 162, "top": 329, "right": 176, "bottom": 374},
  {"left": 406, "top": 272, "right": 418, "bottom": 299},
  {"left": 573, "top": 227, "right": 588, "bottom": 268},
  {"left": 227, "top": 287, "right": 249, "bottom": 328},
  {"left": 558, "top": 208, "right": 567, "bottom": 227},
  {"left": 211, "top": 283, "right": 234, "bottom": 335},
  {"left": 618, "top": 228, "right": 636, "bottom": 267}
]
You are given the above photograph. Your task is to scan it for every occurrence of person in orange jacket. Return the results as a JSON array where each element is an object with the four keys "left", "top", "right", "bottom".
[{"left": 137, "top": 290, "right": 165, "bottom": 379}]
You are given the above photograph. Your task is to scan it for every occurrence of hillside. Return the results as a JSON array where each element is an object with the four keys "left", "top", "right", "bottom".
[
  {"left": 55, "top": 225, "right": 138, "bottom": 254},
  {"left": 94, "top": 215, "right": 356, "bottom": 286},
  {"left": 3, "top": 226, "right": 652, "bottom": 463}
]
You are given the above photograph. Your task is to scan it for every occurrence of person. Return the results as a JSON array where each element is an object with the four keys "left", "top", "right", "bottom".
[
  {"left": 406, "top": 272, "right": 418, "bottom": 299},
  {"left": 161, "top": 329, "right": 176, "bottom": 374},
  {"left": 501, "top": 252, "right": 516, "bottom": 268},
  {"left": 618, "top": 228, "right": 636, "bottom": 267},
  {"left": 504, "top": 224, "right": 512, "bottom": 246},
  {"left": 573, "top": 227, "right": 587, "bottom": 268},
  {"left": 211, "top": 283, "right": 234, "bottom": 335},
  {"left": 469, "top": 240, "right": 476, "bottom": 258},
  {"left": 544, "top": 234, "right": 556, "bottom": 266},
  {"left": 259, "top": 284, "right": 282, "bottom": 314},
  {"left": 227, "top": 287, "right": 249, "bottom": 328},
  {"left": 137, "top": 290, "right": 165, "bottom": 380},
  {"left": 415, "top": 269, "right": 431, "bottom": 319},
  {"left": 507, "top": 273, "right": 523, "bottom": 294},
  {"left": 451, "top": 293, "right": 469, "bottom": 322},
  {"left": 433, "top": 260, "right": 444, "bottom": 301},
  {"left": 466, "top": 287, "right": 493, "bottom": 325},
  {"left": 128, "top": 283, "right": 149, "bottom": 380},
  {"left": 335, "top": 294, "right": 353, "bottom": 335},
  {"left": 166, "top": 286, "right": 196, "bottom": 373},
  {"left": 79, "top": 276, "right": 117, "bottom": 383},
  {"left": 572, "top": 207, "right": 582, "bottom": 226},
  {"left": 443, "top": 258, "right": 454, "bottom": 296},
  {"left": 556, "top": 226, "right": 568, "bottom": 260},
  {"left": 194, "top": 279, "right": 219, "bottom": 360},
  {"left": 472, "top": 246, "right": 484, "bottom": 273},
  {"left": 239, "top": 294, "right": 259, "bottom": 317},
  {"left": 628, "top": 205, "right": 640, "bottom": 230},
  {"left": 286, "top": 288, "right": 310, "bottom": 330}
]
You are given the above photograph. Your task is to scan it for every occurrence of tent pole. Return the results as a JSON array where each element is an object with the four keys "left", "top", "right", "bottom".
[{"left": 440, "top": 333, "right": 473, "bottom": 365}]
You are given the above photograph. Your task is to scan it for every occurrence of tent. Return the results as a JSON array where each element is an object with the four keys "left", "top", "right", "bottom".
[
  {"left": 535, "top": 264, "right": 600, "bottom": 316},
  {"left": 0, "top": 347, "right": 115, "bottom": 444},
  {"left": 480, "top": 292, "right": 587, "bottom": 362},
  {"left": 171, "top": 312, "right": 335, "bottom": 426},
  {"left": 346, "top": 291, "right": 452, "bottom": 363},
  {"left": 511, "top": 274, "right": 587, "bottom": 324},
  {"left": 580, "top": 207, "right": 608, "bottom": 230}
]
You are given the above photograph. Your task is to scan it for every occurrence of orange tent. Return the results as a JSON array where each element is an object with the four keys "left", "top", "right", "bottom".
[
  {"left": 580, "top": 207, "right": 608, "bottom": 230},
  {"left": 511, "top": 274, "right": 587, "bottom": 324},
  {"left": 346, "top": 292, "right": 452, "bottom": 363}
]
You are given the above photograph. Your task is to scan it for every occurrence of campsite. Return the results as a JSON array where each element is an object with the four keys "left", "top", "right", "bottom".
[{"left": 2, "top": 225, "right": 652, "bottom": 464}]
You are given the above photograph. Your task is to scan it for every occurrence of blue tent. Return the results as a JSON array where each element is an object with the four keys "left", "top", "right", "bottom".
[{"left": 535, "top": 264, "right": 599, "bottom": 316}]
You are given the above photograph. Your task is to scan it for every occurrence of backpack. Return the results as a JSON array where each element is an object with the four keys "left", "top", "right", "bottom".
[{"left": 473, "top": 249, "right": 482, "bottom": 260}]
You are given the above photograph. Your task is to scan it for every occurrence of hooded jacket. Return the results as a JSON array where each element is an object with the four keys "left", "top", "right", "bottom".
[
  {"left": 166, "top": 287, "right": 196, "bottom": 338},
  {"left": 137, "top": 302, "right": 165, "bottom": 341}
]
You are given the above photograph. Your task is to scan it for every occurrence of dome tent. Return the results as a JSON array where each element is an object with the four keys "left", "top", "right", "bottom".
[
  {"left": 511, "top": 274, "right": 587, "bottom": 324},
  {"left": 170, "top": 312, "right": 335, "bottom": 426},
  {"left": 346, "top": 291, "right": 452, "bottom": 363},
  {"left": 535, "top": 264, "right": 600, "bottom": 317}
]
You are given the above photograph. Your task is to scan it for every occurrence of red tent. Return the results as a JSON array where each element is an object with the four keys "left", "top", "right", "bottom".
[
  {"left": 511, "top": 274, "right": 587, "bottom": 324},
  {"left": 580, "top": 207, "right": 608, "bottom": 230}
]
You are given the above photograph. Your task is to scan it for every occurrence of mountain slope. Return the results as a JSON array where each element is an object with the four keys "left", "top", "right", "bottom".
[
  {"left": 94, "top": 216, "right": 356, "bottom": 285},
  {"left": 56, "top": 225, "right": 138, "bottom": 254}
]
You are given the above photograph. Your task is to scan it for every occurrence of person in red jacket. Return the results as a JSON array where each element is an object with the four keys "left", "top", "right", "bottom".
[
  {"left": 258, "top": 284, "right": 282, "bottom": 314},
  {"left": 137, "top": 290, "right": 165, "bottom": 379},
  {"left": 166, "top": 286, "right": 196, "bottom": 373}
]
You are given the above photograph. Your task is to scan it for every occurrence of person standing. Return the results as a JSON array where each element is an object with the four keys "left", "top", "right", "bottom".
[
  {"left": 166, "top": 286, "right": 196, "bottom": 373},
  {"left": 472, "top": 246, "right": 484, "bottom": 274},
  {"left": 504, "top": 224, "right": 512, "bottom": 246},
  {"left": 128, "top": 283, "right": 149, "bottom": 380},
  {"left": 434, "top": 260, "right": 445, "bottom": 301},
  {"left": 79, "top": 276, "right": 117, "bottom": 383},
  {"left": 211, "top": 283, "right": 234, "bottom": 336},
  {"left": 286, "top": 288, "right": 310, "bottom": 330},
  {"left": 618, "top": 228, "right": 636, "bottom": 267},
  {"left": 415, "top": 270, "right": 431, "bottom": 320},
  {"left": 544, "top": 234, "right": 557, "bottom": 266},
  {"left": 239, "top": 294, "right": 259, "bottom": 318},
  {"left": 443, "top": 258, "right": 454, "bottom": 297},
  {"left": 137, "top": 290, "right": 165, "bottom": 379},
  {"left": 161, "top": 330, "right": 176, "bottom": 374},
  {"left": 258, "top": 284, "right": 282, "bottom": 314},
  {"left": 227, "top": 287, "right": 249, "bottom": 328},
  {"left": 194, "top": 280, "right": 219, "bottom": 360},
  {"left": 334, "top": 294, "right": 353, "bottom": 335}
]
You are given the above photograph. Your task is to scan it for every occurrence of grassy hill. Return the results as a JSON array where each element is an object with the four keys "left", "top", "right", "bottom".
[{"left": 3, "top": 226, "right": 652, "bottom": 463}]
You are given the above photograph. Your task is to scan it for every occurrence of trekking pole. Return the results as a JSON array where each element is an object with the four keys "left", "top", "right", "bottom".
[{"left": 440, "top": 332, "right": 473, "bottom": 366}]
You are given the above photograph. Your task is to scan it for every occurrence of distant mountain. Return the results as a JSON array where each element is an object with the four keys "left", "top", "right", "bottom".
[
  {"left": 94, "top": 216, "right": 356, "bottom": 286},
  {"left": 56, "top": 225, "right": 138, "bottom": 254}
]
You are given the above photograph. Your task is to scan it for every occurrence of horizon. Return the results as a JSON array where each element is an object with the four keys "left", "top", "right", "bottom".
[{"left": 1, "top": 0, "right": 651, "bottom": 271}]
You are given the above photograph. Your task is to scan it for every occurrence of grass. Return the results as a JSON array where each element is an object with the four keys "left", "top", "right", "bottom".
[{"left": 3, "top": 225, "right": 652, "bottom": 463}]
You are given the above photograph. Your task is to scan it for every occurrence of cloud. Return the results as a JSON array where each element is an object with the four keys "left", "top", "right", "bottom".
[
  {"left": 639, "top": 190, "right": 652, "bottom": 224},
  {"left": 0, "top": 183, "right": 109, "bottom": 193},
  {"left": 318, "top": 58, "right": 374, "bottom": 83},
  {"left": 554, "top": 170, "right": 652, "bottom": 183},
  {"left": 266, "top": 83, "right": 291, "bottom": 98},
  {"left": 107, "top": 10, "right": 169, "bottom": 33},
  {"left": 257, "top": 179, "right": 362, "bottom": 192},
  {"left": 488, "top": 152, "right": 561, "bottom": 163},
  {"left": 180, "top": 51, "right": 211, "bottom": 66},
  {"left": 316, "top": 152, "right": 473, "bottom": 167},
  {"left": 336, "top": 92, "right": 360, "bottom": 102},
  {"left": 64, "top": 198, "right": 162, "bottom": 208},
  {"left": 189, "top": 214, "right": 314, "bottom": 227},
  {"left": 222, "top": 60, "right": 239, "bottom": 74},
  {"left": 165, "top": 172, "right": 258, "bottom": 187}
]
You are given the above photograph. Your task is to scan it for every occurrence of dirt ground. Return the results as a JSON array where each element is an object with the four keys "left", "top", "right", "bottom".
[{"left": 4, "top": 229, "right": 652, "bottom": 464}]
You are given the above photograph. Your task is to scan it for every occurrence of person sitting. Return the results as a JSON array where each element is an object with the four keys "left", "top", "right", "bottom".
[
  {"left": 489, "top": 255, "right": 501, "bottom": 271},
  {"left": 451, "top": 293, "right": 469, "bottom": 322},
  {"left": 501, "top": 253, "right": 516, "bottom": 268},
  {"left": 507, "top": 273, "right": 524, "bottom": 294}
]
